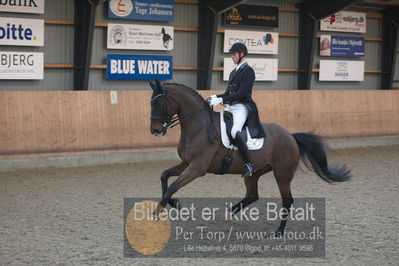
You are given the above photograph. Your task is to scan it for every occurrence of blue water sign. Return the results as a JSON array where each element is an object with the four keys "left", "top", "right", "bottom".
[{"left": 107, "top": 54, "right": 173, "bottom": 80}]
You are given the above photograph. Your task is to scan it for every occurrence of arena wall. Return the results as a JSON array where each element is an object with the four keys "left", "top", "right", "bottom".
[
  {"left": 1, "top": 1, "right": 398, "bottom": 159},
  {"left": 1, "top": 90, "right": 398, "bottom": 158}
]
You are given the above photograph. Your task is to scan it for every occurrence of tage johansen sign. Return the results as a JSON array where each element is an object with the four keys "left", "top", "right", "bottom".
[
  {"left": 320, "top": 11, "right": 366, "bottom": 33},
  {"left": 0, "top": 17, "right": 44, "bottom": 46},
  {"left": 124, "top": 198, "right": 325, "bottom": 258},
  {"left": 320, "top": 35, "right": 364, "bottom": 57},
  {"left": 107, "top": 23, "right": 173, "bottom": 51},
  {"left": 224, "top": 30, "right": 278, "bottom": 55},
  {"left": 225, "top": 4, "right": 278, "bottom": 28},
  {"left": 107, "top": 54, "right": 172, "bottom": 80},
  {"left": 224, "top": 58, "right": 278, "bottom": 81},
  {"left": 108, "top": 0, "right": 173, "bottom": 22},
  {"left": 319, "top": 60, "right": 364, "bottom": 81},
  {"left": 0, "top": 0, "right": 44, "bottom": 14},
  {"left": 0, "top": 51, "right": 43, "bottom": 79}
]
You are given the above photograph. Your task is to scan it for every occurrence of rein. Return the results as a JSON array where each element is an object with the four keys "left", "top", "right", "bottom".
[{"left": 152, "top": 108, "right": 208, "bottom": 129}]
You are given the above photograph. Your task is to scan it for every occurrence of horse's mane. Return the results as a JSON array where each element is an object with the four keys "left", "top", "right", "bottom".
[
  {"left": 163, "top": 83, "right": 211, "bottom": 110},
  {"left": 163, "top": 83, "right": 217, "bottom": 143}
]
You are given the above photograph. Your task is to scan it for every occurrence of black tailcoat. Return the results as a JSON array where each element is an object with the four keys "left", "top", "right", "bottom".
[{"left": 217, "top": 63, "right": 266, "bottom": 138}]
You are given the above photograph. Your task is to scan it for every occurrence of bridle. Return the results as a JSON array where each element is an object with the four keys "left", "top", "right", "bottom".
[{"left": 150, "top": 88, "right": 207, "bottom": 129}]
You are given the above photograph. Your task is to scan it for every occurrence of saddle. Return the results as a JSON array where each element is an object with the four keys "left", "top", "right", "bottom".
[
  {"left": 216, "top": 110, "right": 264, "bottom": 175},
  {"left": 219, "top": 110, "right": 264, "bottom": 151}
]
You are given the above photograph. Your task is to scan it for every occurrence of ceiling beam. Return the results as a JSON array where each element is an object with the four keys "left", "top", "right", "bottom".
[
  {"left": 206, "top": 0, "right": 247, "bottom": 14},
  {"left": 358, "top": 0, "right": 399, "bottom": 8},
  {"left": 299, "top": 0, "right": 362, "bottom": 20}
]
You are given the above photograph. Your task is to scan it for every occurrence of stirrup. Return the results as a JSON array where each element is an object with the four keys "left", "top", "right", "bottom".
[{"left": 242, "top": 163, "right": 255, "bottom": 177}]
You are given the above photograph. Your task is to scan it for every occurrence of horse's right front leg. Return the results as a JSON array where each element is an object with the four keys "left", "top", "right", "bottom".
[{"left": 161, "top": 161, "right": 187, "bottom": 208}]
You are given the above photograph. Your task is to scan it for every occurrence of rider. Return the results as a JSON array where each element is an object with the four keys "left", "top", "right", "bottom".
[{"left": 208, "top": 42, "right": 266, "bottom": 177}]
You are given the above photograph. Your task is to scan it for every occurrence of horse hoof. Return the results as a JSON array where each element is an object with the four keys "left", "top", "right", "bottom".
[
  {"left": 169, "top": 198, "right": 181, "bottom": 210},
  {"left": 151, "top": 203, "right": 165, "bottom": 221},
  {"left": 274, "top": 228, "right": 284, "bottom": 238},
  {"left": 151, "top": 211, "right": 159, "bottom": 221}
]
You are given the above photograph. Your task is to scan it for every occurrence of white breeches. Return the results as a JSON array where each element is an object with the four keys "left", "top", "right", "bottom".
[{"left": 225, "top": 103, "right": 249, "bottom": 139}]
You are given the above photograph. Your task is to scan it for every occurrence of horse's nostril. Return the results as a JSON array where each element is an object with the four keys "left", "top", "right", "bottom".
[{"left": 151, "top": 128, "right": 160, "bottom": 135}]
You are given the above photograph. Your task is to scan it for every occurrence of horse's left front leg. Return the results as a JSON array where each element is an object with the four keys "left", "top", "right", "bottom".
[
  {"left": 159, "top": 165, "right": 206, "bottom": 208},
  {"left": 160, "top": 161, "right": 188, "bottom": 208}
]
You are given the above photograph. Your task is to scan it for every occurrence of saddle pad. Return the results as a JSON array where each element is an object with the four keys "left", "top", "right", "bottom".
[{"left": 219, "top": 110, "right": 264, "bottom": 150}]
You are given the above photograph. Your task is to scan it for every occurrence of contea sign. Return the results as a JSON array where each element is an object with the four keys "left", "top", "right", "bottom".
[
  {"left": 0, "top": 17, "right": 44, "bottom": 46},
  {"left": 224, "top": 30, "right": 279, "bottom": 55},
  {"left": 0, "top": 0, "right": 45, "bottom": 14}
]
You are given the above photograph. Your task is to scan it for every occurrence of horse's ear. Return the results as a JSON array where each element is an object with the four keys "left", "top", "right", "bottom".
[
  {"left": 155, "top": 79, "right": 162, "bottom": 90},
  {"left": 149, "top": 80, "right": 164, "bottom": 93},
  {"left": 155, "top": 79, "right": 164, "bottom": 92},
  {"left": 149, "top": 80, "right": 157, "bottom": 91}
]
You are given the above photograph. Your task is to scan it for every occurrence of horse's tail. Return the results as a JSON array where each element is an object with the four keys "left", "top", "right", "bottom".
[{"left": 292, "top": 132, "right": 351, "bottom": 183}]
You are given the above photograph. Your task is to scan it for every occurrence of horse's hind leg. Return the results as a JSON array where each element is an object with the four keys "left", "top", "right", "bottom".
[
  {"left": 230, "top": 166, "right": 273, "bottom": 215},
  {"left": 230, "top": 173, "right": 261, "bottom": 215},
  {"left": 273, "top": 164, "right": 296, "bottom": 235},
  {"left": 160, "top": 161, "right": 187, "bottom": 208}
]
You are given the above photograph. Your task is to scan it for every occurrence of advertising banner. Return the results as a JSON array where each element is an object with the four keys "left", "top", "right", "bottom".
[
  {"left": 224, "top": 30, "right": 278, "bottom": 55},
  {"left": 319, "top": 60, "right": 364, "bottom": 81},
  {"left": 320, "top": 11, "right": 366, "bottom": 33},
  {"left": 320, "top": 35, "right": 365, "bottom": 57},
  {"left": 107, "top": 54, "right": 172, "bottom": 80},
  {"left": 0, "top": 0, "right": 44, "bottom": 14},
  {"left": 107, "top": 24, "right": 173, "bottom": 50},
  {"left": 0, "top": 17, "right": 44, "bottom": 46},
  {"left": 108, "top": 0, "right": 174, "bottom": 22},
  {"left": 224, "top": 58, "right": 278, "bottom": 81},
  {"left": 0, "top": 51, "right": 43, "bottom": 79},
  {"left": 224, "top": 4, "right": 278, "bottom": 27}
]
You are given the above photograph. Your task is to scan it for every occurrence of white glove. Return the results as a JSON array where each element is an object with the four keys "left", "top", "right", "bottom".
[
  {"left": 207, "top": 95, "right": 217, "bottom": 103},
  {"left": 208, "top": 96, "right": 223, "bottom": 106}
]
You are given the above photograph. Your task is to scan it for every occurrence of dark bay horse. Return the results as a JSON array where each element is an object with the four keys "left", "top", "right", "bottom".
[{"left": 149, "top": 81, "right": 350, "bottom": 234}]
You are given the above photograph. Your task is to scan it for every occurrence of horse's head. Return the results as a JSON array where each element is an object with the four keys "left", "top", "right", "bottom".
[{"left": 149, "top": 80, "right": 177, "bottom": 136}]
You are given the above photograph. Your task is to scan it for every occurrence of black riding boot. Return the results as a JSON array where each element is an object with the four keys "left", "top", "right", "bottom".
[{"left": 234, "top": 131, "right": 255, "bottom": 177}]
